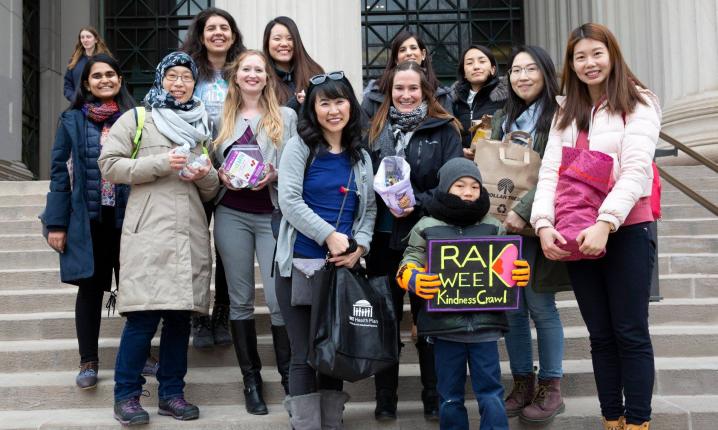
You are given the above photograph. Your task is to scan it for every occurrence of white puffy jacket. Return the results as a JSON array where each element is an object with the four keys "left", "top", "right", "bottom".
[{"left": 531, "top": 88, "right": 662, "bottom": 232}]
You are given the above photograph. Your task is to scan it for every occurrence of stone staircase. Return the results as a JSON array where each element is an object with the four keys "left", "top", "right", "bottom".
[{"left": 0, "top": 165, "right": 716, "bottom": 429}]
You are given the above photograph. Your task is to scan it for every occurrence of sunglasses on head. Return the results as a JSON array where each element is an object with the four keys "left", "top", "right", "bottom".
[{"left": 308, "top": 71, "right": 345, "bottom": 86}]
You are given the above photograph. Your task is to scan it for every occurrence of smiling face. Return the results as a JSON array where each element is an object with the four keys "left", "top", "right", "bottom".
[
  {"left": 463, "top": 48, "right": 495, "bottom": 88},
  {"left": 509, "top": 52, "right": 544, "bottom": 104},
  {"left": 85, "top": 62, "right": 121, "bottom": 103},
  {"left": 448, "top": 177, "right": 482, "bottom": 202},
  {"left": 572, "top": 38, "right": 611, "bottom": 92},
  {"left": 391, "top": 69, "right": 423, "bottom": 113},
  {"left": 79, "top": 30, "right": 97, "bottom": 52},
  {"left": 268, "top": 24, "right": 294, "bottom": 70},
  {"left": 162, "top": 65, "right": 195, "bottom": 104},
  {"left": 236, "top": 54, "right": 267, "bottom": 96},
  {"left": 396, "top": 37, "right": 426, "bottom": 65},
  {"left": 201, "top": 15, "right": 235, "bottom": 57},
  {"left": 314, "top": 95, "right": 350, "bottom": 137}
]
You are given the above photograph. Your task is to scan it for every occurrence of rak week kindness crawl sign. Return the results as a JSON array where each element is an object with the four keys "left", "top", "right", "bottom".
[{"left": 427, "top": 236, "right": 522, "bottom": 312}]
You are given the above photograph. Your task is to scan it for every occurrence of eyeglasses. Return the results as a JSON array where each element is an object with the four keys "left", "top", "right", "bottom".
[
  {"left": 308, "top": 71, "right": 345, "bottom": 86},
  {"left": 164, "top": 74, "right": 195, "bottom": 83},
  {"left": 509, "top": 65, "right": 540, "bottom": 76}
]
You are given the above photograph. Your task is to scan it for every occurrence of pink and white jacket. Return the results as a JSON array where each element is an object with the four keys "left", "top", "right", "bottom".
[{"left": 531, "top": 88, "right": 662, "bottom": 232}]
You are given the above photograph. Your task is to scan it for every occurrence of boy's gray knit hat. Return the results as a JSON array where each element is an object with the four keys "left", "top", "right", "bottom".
[{"left": 437, "top": 158, "right": 483, "bottom": 193}]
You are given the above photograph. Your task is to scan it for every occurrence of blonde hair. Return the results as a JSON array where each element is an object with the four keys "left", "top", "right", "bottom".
[
  {"left": 216, "top": 50, "right": 284, "bottom": 149},
  {"left": 67, "top": 27, "right": 111, "bottom": 70}
]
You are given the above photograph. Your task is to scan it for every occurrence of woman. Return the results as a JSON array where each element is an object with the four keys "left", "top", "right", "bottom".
[
  {"left": 212, "top": 50, "right": 297, "bottom": 415},
  {"left": 181, "top": 6, "right": 246, "bottom": 348},
  {"left": 263, "top": 16, "right": 324, "bottom": 111},
  {"left": 366, "top": 60, "right": 462, "bottom": 421},
  {"left": 99, "top": 52, "right": 219, "bottom": 426},
  {"left": 64, "top": 27, "right": 111, "bottom": 102},
  {"left": 452, "top": 44, "right": 508, "bottom": 156},
  {"left": 275, "top": 72, "right": 376, "bottom": 428},
  {"left": 490, "top": 45, "right": 570, "bottom": 425},
  {"left": 44, "top": 54, "right": 133, "bottom": 390},
  {"left": 531, "top": 23, "right": 661, "bottom": 430},
  {"left": 362, "top": 30, "right": 453, "bottom": 121}
]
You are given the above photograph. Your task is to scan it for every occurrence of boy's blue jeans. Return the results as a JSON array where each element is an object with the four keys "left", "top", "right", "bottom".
[
  {"left": 114, "top": 310, "right": 191, "bottom": 401},
  {"left": 434, "top": 339, "right": 509, "bottom": 430}
]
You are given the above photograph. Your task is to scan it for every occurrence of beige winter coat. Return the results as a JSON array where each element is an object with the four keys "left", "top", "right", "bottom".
[{"left": 98, "top": 110, "right": 219, "bottom": 315}]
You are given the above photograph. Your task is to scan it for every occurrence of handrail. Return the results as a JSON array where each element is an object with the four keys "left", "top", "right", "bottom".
[
  {"left": 657, "top": 131, "right": 718, "bottom": 217},
  {"left": 659, "top": 131, "right": 718, "bottom": 174}
]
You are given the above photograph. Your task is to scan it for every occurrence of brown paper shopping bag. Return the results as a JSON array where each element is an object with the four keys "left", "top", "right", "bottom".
[{"left": 473, "top": 131, "right": 541, "bottom": 233}]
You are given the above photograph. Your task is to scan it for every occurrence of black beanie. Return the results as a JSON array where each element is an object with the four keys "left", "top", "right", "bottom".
[{"left": 437, "top": 158, "right": 483, "bottom": 193}]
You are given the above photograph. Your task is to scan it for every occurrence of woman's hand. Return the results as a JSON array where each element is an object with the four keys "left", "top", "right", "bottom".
[
  {"left": 325, "top": 231, "right": 350, "bottom": 257},
  {"left": 218, "top": 168, "right": 241, "bottom": 190},
  {"left": 462, "top": 147, "right": 475, "bottom": 160},
  {"left": 179, "top": 158, "right": 211, "bottom": 182},
  {"left": 47, "top": 231, "right": 67, "bottom": 253},
  {"left": 390, "top": 206, "right": 414, "bottom": 218},
  {"left": 503, "top": 211, "right": 527, "bottom": 233},
  {"left": 252, "top": 165, "right": 277, "bottom": 191},
  {"left": 538, "top": 227, "right": 571, "bottom": 261},
  {"left": 329, "top": 245, "right": 364, "bottom": 268},
  {"left": 577, "top": 221, "right": 612, "bottom": 256},
  {"left": 168, "top": 151, "right": 188, "bottom": 171}
]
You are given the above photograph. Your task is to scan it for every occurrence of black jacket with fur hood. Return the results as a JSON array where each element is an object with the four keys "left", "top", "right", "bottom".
[{"left": 451, "top": 76, "right": 508, "bottom": 147}]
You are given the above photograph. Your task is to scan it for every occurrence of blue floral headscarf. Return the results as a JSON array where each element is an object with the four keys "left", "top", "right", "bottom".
[{"left": 144, "top": 51, "right": 200, "bottom": 111}]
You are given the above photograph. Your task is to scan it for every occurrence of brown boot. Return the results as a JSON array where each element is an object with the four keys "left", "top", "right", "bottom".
[
  {"left": 603, "top": 416, "right": 626, "bottom": 430},
  {"left": 519, "top": 378, "right": 565, "bottom": 424},
  {"left": 504, "top": 373, "right": 535, "bottom": 417},
  {"left": 625, "top": 422, "right": 649, "bottom": 430}
]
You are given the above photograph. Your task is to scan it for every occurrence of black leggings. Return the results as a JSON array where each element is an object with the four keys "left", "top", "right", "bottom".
[
  {"left": 275, "top": 268, "right": 343, "bottom": 396},
  {"left": 204, "top": 202, "right": 229, "bottom": 306},
  {"left": 76, "top": 206, "right": 120, "bottom": 363}
]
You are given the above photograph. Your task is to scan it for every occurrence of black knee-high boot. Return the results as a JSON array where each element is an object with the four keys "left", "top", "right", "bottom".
[
  {"left": 271, "top": 325, "right": 291, "bottom": 396},
  {"left": 230, "top": 319, "right": 268, "bottom": 415}
]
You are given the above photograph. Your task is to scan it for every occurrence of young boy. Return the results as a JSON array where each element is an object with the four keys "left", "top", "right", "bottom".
[{"left": 396, "top": 158, "right": 530, "bottom": 430}]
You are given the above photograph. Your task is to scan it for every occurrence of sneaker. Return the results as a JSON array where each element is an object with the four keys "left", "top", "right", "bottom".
[
  {"left": 75, "top": 361, "right": 98, "bottom": 389},
  {"left": 211, "top": 304, "right": 232, "bottom": 346},
  {"left": 114, "top": 397, "right": 150, "bottom": 426},
  {"left": 158, "top": 396, "right": 200, "bottom": 421},
  {"left": 141, "top": 356, "right": 159, "bottom": 377},
  {"left": 192, "top": 315, "right": 214, "bottom": 349}
]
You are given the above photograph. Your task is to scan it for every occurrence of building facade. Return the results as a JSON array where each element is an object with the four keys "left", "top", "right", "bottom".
[{"left": 1, "top": 0, "right": 716, "bottom": 179}]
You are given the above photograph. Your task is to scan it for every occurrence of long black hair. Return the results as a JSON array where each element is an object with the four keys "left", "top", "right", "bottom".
[
  {"left": 180, "top": 7, "right": 246, "bottom": 82},
  {"left": 455, "top": 44, "right": 498, "bottom": 85},
  {"left": 503, "top": 45, "right": 559, "bottom": 137},
  {"left": 70, "top": 53, "right": 134, "bottom": 112},
  {"left": 298, "top": 75, "right": 363, "bottom": 164}
]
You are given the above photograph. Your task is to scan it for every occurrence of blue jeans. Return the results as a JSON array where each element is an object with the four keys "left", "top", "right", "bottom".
[
  {"left": 434, "top": 339, "right": 508, "bottom": 430},
  {"left": 114, "top": 310, "right": 191, "bottom": 401},
  {"left": 504, "top": 285, "right": 564, "bottom": 379}
]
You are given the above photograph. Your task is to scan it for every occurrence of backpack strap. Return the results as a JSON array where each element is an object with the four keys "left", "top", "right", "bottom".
[{"left": 131, "top": 107, "right": 146, "bottom": 159}]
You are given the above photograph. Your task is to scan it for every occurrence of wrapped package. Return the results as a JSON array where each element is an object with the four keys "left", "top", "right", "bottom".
[
  {"left": 221, "top": 145, "right": 266, "bottom": 188},
  {"left": 373, "top": 156, "right": 415, "bottom": 214}
]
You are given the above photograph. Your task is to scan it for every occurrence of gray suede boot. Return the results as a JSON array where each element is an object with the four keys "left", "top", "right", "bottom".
[
  {"left": 319, "top": 390, "right": 350, "bottom": 430},
  {"left": 283, "top": 392, "right": 322, "bottom": 430}
]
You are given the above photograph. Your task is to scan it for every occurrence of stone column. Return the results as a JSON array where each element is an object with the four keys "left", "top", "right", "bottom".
[
  {"left": 0, "top": 0, "right": 23, "bottom": 162},
  {"left": 524, "top": 0, "right": 718, "bottom": 163},
  {"left": 216, "top": 0, "right": 363, "bottom": 98}
]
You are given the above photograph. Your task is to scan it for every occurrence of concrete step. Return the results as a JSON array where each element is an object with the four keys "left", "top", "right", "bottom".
[
  {"left": 659, "top": 253, "right": 718, "bottom": 275},
  {"left": 1, "top": 324, "right": 715, "bottom": 374},
  {"left": 0, "top": 357, "right": 715, "bottom": 411},
  {"left": 0, "top": 194, "right": 45, "bottom": 207},
  {"left": 2, "top": 299, "right": 717, "bottom": 341},
  {"left": 0, "top": 206, "right": 44, "bottom": 222},
  {"left": 0, "top": 395, "right": 714, "bottom": 430},
  {"left": 0, "top": 181, "right": 48, "bottom": 197},
  {"left": 659, "top": 235, "right": 718, "bottom": 253},
  {"left": 0, "top": 234, "right": 49, "bottom": 251},
  {"left": 0, "top": 220, "right": 43, "bottom": 235},
  {"left": 658, "top": 219, "right": 718, "bottom": 235},
  {"left": 659, "top": 274, "right": 718, "bottom": 299},
  {"left": 660, "top": 204, "right": 717, "bottom": 219},
  {"left": 660, "top": 191, "right": 718, "bottom": 206}
]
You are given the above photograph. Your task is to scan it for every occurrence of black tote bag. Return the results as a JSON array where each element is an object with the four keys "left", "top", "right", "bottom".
[{"left": 308, "top": 265, "right": 398, "bottom": 382}]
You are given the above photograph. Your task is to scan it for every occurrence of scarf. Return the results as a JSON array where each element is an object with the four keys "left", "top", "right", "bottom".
[
  {"left": 144, "top": 51, "right": 201, "bottom": 111},
  {"left": 389, "top": 101, "right": 428, "bottom": 133},
  {"left": 82, "top": 101, "right": 120, "bottom": 125},
  {"left": 505, "top": 101, "right": 541, "bottom": 144},
  {"left": 424, "top": 188, "right": 490, "bottom": 227},
  {"left": 151, "top": 105, "right": 210, "bottom": 149}
]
